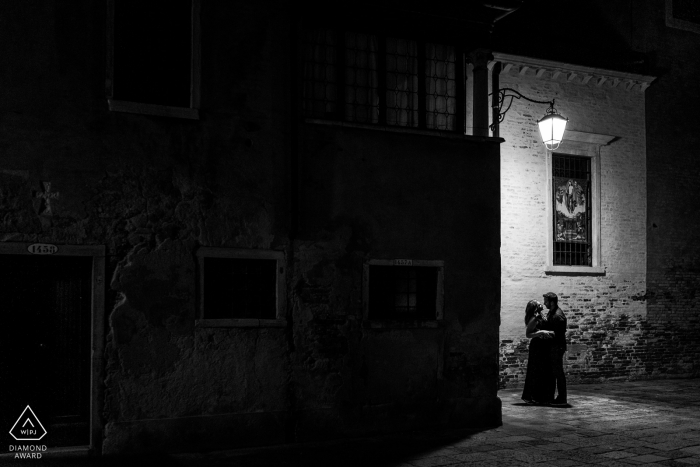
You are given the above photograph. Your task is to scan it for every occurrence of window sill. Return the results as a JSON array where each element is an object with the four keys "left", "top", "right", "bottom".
[
  {"left": 363, "top": 320, "right": 443, "bottom": 329},
  {"left": 304, "top": 118, "right": 504, "bottom": 143},
  {"left": 108, "top": 99, "right": 200, "bottom": 120},
  {"left": 195, "top": 319, "right": 287, "bottom": 328},
  {"left": 545, "top": 266, "right": 606, "bottom": 276}
]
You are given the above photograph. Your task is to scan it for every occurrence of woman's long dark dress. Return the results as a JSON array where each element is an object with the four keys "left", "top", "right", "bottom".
[{"left": 521, "top": 316, "right": 555, "bottom": 403}]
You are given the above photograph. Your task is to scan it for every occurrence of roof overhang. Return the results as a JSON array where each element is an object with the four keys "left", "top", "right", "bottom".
[{"left": 490, "top": 52, "right": 657, "bottom": 93}]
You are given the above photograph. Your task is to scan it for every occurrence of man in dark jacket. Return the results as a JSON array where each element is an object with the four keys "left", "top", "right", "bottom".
[{"left": 543, "top": 292, "right": 567, "bottom": 405}]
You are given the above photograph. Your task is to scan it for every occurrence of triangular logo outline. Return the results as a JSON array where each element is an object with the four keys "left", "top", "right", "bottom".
[{"left": 9, "top": 405, "right": 47, "bottom": 441}]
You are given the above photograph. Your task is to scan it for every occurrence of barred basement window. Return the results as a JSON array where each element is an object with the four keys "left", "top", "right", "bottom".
[
  {"left": 364, "top": 260, "right": 444, "bottom": 321},
  {"left": 303, "top": 30, "right": 463, "bottom": 132},
  {"left": 196, "top": 248, "right": 286, "bottom": 327},
  {"left": 552, "top": 154, "right": 592, "bottom": 266}
]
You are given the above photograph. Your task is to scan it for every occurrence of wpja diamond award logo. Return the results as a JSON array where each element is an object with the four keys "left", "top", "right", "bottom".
[{"left": 7, "top": 406, "right": 47, "bottom": 459}]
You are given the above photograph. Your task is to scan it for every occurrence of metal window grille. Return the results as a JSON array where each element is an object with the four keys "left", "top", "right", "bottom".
[
  {"left": 344, "top": 32, "right": 380, "bottom": 123},
  {"left": 385, "top": 37, "right": 419, "bottom": 127},
  {"left": 368, "top": 265, "right": 438, "bottom": 320},
  {"left": 303, "top": 29, "right": 462, "bottom": 132},
  {"left": 552, "top": 154, "right": 592, "bottom": 266},
  {"left": 394, "top": 267, "right": 418, "bottom": 312},
  {"left": 302, "top": 29, "right": 338, "bottom": 119},
  {"left": 425, "top": 43, "right": 457, "bottom": 131}
]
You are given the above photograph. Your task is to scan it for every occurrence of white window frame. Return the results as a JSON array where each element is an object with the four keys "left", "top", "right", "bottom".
[
  {"left": 545, "top": 131, "right": 611, "bottom": 276},
  {"left": 666, "top": 0, "right": 700, "bottom": 34},
  {"left": 196, "top": 247, "right": 286, "bottom": 328},
  {"left": 106, "top": 0, "right": 201, "bottom": 120},
  {"left": 362, "top": 259, "right": 445, "bottom": 328}
]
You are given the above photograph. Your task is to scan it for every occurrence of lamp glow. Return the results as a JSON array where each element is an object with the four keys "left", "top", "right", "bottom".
[
  {"left": 537, "top": 106, "right": 568, "bottom": 151},
  {"left": 490, "top": 88, "right": 569, "bottom": 150}
]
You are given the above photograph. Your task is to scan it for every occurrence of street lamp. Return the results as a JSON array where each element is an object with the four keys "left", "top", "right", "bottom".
[{"left": 490, "top": 87, "right": 568, "bottom": 150}]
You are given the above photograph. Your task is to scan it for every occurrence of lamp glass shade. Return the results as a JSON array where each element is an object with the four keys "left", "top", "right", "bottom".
[{"left": 538, "top": 112, "right": 568, "bottom": 150}]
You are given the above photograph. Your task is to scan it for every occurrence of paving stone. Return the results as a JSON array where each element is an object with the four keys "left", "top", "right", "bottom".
[
  {"left": 625, "top": 446, "right": 667, "bottom": 456},
  {"left": 580, "top": 444, "right": 627, "bottom": 454},
  {"left": 662, "top": 450, "right": 700, "bottom": 460},
  {"left": 600, "top": 450, "right": 639, "bottom": 459},
  {"left": 652, "top": 441, "right": 700, "bottom": 451},
  {"left": 149, "top": 379, "right": 700, "bottom": 467},
  {"left": 539, "top": 442, "right": 581, "bottom": 451},
  {"left": 446, "top": 452, "right": 498, "bottom": 463},
  {"left": 406, "top": 455, "right": 461, "bottom": 467},
  {"left": 657, "top": 460, "right": 700, "bottom": 467},
  {"left": 626, "top": 454, "right": 672, "bottom": 463},
  {"left": 673, "top": 458, "right": 700, "bottom": 465}
]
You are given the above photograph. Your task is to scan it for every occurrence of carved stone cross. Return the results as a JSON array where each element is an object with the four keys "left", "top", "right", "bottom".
[{"left": 34, "top": 181, "right": 59, "bottom": 216}]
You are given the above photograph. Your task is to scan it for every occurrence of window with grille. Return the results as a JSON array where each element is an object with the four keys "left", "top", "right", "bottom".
[
  {"left": 303, "top": 30, "right": 463, "bottom": 132},
  {"left": 552, "top": 154, "right": 592, "bottom": 266},
  {"left": 364, "top": 260, "right": 444, "bottom": 321},
  {"left": 197, "top": 248, "right": 285, "bottom": 324}
]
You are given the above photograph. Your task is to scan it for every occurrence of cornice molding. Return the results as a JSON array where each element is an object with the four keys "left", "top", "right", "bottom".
[{"left": 490, "top": 52, "right": 656, "bottom": 93}]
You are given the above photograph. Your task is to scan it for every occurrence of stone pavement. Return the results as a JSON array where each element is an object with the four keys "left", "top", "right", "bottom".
[{"left": 14, "top": 378, "right": 700, "bottom": 466}]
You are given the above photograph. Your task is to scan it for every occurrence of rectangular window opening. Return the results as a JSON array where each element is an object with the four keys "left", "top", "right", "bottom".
[
  {"left": 367, "top": 264, "right": 442, "bottom": 321},
  {"left": 107, "top": 0, "right": 200, "bottom": 118},
  {"left": 197, "top": 248, "right": 285, "bottom": 325}
]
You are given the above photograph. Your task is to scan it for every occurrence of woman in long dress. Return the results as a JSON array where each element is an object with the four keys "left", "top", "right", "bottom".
[{"left": 521, "top": 300, "right": 555, "bottom": 404}]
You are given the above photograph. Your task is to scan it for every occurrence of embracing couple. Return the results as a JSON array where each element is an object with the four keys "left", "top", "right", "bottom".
[{"left": 521, "top": 292, "right": 568, "bottom": 406}]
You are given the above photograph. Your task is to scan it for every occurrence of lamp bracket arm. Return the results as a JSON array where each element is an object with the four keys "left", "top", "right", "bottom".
[
  {"left": 495, "top": 87, "right": 554, "bottom": 106},
  {"left": 489, "top": 87, "right": 557, "bottom": 130}
]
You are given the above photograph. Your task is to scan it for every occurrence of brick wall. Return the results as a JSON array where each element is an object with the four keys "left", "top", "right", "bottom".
[{"left": 497, "top": 64, "right": 670, "bottom": 388}]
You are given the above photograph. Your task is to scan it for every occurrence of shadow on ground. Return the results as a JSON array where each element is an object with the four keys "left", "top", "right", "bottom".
[{"left": 15, "top": 427, "right": 499, "bottom": 467}]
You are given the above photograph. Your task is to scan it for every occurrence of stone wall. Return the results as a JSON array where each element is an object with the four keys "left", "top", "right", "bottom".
[{"left": 296, "top": 124, "right": 502, "bottom": 440}]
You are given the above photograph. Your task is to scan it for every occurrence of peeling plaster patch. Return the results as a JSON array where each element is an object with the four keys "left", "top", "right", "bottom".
[{"left": 110, "top": 301, "right": 146, "bottom": 346}]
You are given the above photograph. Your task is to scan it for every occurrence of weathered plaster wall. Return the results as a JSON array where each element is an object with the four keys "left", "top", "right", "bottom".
[
  {"left": 0, "top": 0, "right": 503, "bottom": 455},
  {"left": 295, "top": 126, "right": 502, "bottom": 438},
  {"left": 0, "top": 0, "right": 292, "bottom": 454},
  {"left": 497, "top": 68, "right": 652, "bottom": 387}
]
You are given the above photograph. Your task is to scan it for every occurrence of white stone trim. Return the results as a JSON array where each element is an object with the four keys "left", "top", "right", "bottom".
[
  {"left": 665, "top": 0, "right": 700, "bottom": 34},
  {"left": 545, "top": 139, "right": 604, "bottom": 276},
  {"left": 195, "top": 247, "right": 287, "bottom": 324},
  {"left": 492, "top": 52, "right": 656, "bottom": 92}
]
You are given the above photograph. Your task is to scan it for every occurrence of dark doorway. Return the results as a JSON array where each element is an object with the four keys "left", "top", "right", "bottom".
[{"left": 0, "top": 254, "right": 92, "bottom": 447}]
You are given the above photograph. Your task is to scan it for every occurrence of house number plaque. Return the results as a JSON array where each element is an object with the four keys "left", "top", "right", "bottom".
[
  {"left": 27, "top": 243, "right": 58, "bottom": 255},
  {"left": 394, "top": 259, "right": 413, "bottom": 266}
]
